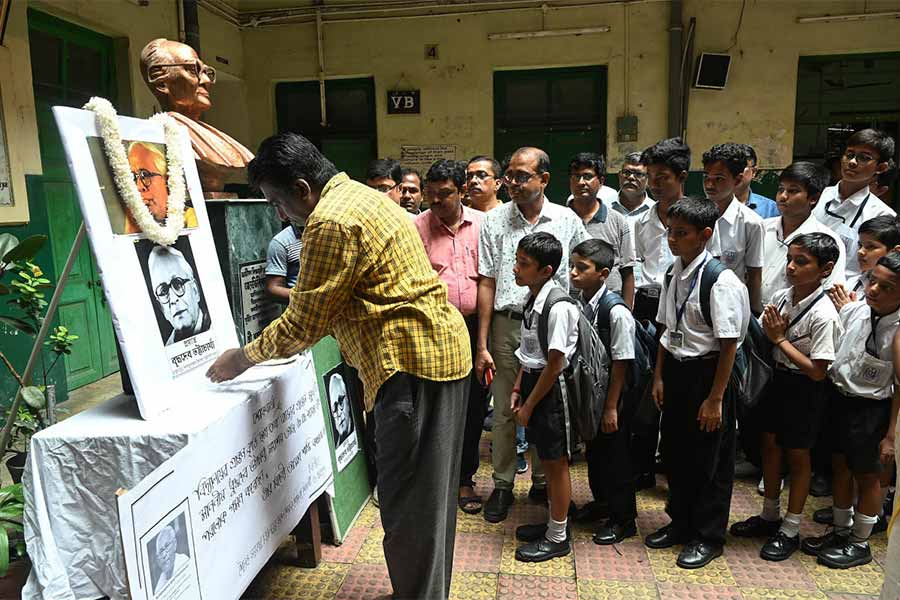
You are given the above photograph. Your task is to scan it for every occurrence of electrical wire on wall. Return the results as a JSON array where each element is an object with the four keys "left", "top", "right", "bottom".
[{"left": 725, "top": 0, "right": 746, "bottom": 52}]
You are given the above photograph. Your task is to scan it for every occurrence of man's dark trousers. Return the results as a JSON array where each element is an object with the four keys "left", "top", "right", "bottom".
[
  {"left": 460, "top": 316, "right": 488, "bottom": 490},
  {"left": 660, "top": 353, "right": 736, "bottom": 545},
  {"left": 374, "top": 371, "right": 469, "bottom": 599}
]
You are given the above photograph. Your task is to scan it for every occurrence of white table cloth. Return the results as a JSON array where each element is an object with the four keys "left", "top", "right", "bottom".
[{"left": 23, "top": 362, "right": 296, "bottom": 600}]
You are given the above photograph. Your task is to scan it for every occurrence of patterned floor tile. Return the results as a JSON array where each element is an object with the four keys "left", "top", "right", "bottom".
[
  {"left": 796, "top": 552, "right": 884, "bottom": 596},
  {"left": 333, "top": 562, "right": 391, "bottom": 600},
  {"left": 453, "top": 533, "right": 504, "bottom": 573},
  {"left": 657, "top": 582, "right": 742, "bottom": 599},
  {"left": 573, "top": 538, "right": 655, "bottom": 582},
  {"left": 456, "top": 510, "right": 507, "bottom": 535},
  {"left": 496, "top": 574, "right": 577, "bottom": 599},
  {"left": 356, "top": 527, "right": 386, "bottom": 564},
  {"left": 739, "top": 587, "right": 827, "bottom": 599},
  {"left": 824, "top": 594, "right": 879, "bottom": 600},
  {"left": 498, "top": 537, "right": 577, "bottom": 577},
  {"left": 636, "top": 509, "right": 671, "bottom": 538},
  {"left": 243, "top": 561, "right": 350, "bottom": 600},
  {"left": 724, "top": 538, "right": 817, "bottom": 590},
  {"left": 449, "top": 572, "right": 499, "bottom": 600},
  {"left": 647, "top": 546, "right": 737, "bottom": 586},
  {"left": 577, "top": 579, "right": 659, "bottom": 599},
  {"left": 355, "top": 501, "right": 381, "bottom": 528},
  {"left": 321, "top": 523, "right": 370, "bottom": 563}
]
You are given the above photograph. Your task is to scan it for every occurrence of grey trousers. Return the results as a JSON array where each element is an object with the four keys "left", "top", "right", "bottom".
[{"left": 374, "top": 372, "right": 469, "bottom": 600}]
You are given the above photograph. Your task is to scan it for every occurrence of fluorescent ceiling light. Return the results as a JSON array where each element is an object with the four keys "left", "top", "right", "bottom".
[
  {"left": 488, "top": 26, "right": 610, "bottom": 40},
  {"left": 797, "top": 11, "right": 900, "bottom": 24}
]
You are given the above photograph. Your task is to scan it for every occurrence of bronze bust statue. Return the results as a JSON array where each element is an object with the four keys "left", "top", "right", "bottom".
[{"left": 140, "top": 39, "right": 253, "bottom": 194}]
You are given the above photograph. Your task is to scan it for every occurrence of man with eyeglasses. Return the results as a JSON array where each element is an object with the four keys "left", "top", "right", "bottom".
[
  {"left": 466, "top": 155, "right": 503, "bottom": 212},
  {"left": 814, "top": 129, "right": 897, "bottom": 279},
  {"left": 610, "top": 152, "right": 655, "bottom": 292},
  {"left": 124, "top": 141, "right": 198, "bottom": 235},
  {"left": 148, "top": 245, "right": 210, "bottom": 346},
  {"left": 139, "top": 39, "right": 253, "bottom": 193},
  {"left": 476, "top": 147, "right": 588, "bottom": 523},
  {"left": 365, "top": 158, "right": 404, "bottom": 207}
]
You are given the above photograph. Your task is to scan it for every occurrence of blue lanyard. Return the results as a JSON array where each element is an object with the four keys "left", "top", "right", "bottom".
[{"left": 674, "top": 256, "right": 707, "bottom": 331}]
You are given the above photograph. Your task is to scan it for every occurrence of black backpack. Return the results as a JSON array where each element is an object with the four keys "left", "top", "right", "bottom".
[
  {"left": 536, "top": 287, "right": 611, "bottom": 441},
  {"left": 665, "top": 258, "right": 773, "bottom": 408},
  {"left": 593, "top": 291, "right": 657, "bottom": 420}
]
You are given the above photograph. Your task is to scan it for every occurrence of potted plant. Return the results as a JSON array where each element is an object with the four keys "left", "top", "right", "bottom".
[{"left": 0, "top": 483, "right": 29, "bottom": 596}]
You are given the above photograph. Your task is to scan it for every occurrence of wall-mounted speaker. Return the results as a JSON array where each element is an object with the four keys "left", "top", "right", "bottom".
[{"left": 694, "top": 52, "right": 731, "bottom": 90}]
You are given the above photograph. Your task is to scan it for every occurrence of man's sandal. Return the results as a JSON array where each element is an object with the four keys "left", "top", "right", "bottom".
[{"left": 458, "top": 495, "right": 483, "bottom": 515}]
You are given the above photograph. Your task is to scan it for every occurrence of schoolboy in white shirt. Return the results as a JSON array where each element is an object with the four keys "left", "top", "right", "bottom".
[
  {"left": 645, "top": 197, "right": 751, "bottom": 569},
  {"left": 570, "top": 238, "right": 638, "bottom": 544},
  {"left": 830, "top": 215, "right": 900, "bottom": 307},
  {"left": 803, "top": 252, "right": 900, "bottom": 569},
  {"left": 814, "top": 129, "right": 896, "bottom": 279},
  {"left": 510, "top": 232, "right": 580, "bottom": 563},
  {"left": 762, "top": 162, "right": 846, "bottom": 305},
  {"left": 703, "top": 142, "right": 766, "bottom": 313},
  {"left": 731, "top": 233, "right": 842, "bottom": 561}
]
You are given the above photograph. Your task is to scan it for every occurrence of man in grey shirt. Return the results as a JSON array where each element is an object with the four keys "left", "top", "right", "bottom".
[{"left": 265, "top": 223, "right": 303, "bottom": 302}]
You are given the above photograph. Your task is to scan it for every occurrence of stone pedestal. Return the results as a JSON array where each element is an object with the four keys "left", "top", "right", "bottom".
[{"left": 207, "top": 198, "right": 284, "bottom": 345}]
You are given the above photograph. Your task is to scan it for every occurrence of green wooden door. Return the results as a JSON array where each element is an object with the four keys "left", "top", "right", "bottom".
[
  {"left": 494, "top": 67, "right": 607, "bottom": 205},
  {"left": 28, "top": 10, "right": 119, "bottom": 389}
]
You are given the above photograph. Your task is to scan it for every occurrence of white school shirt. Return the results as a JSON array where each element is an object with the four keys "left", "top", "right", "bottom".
[
  {"left": 656, "top": 250, "right": 751, "bottom": 360},
  {"left": 760, "top": 214, "right": 846, "bottom": 305},
  {"left": 478, "top": 198, "right": 589, "bottom": 312},
  {"left": 611, "top": 194, "right": 655, "bottom": 286},
  {"left": 634, "top": 204, "right": 674, "bottom": 294},
  {"left": 846, "top": 273, "right": 869, "bottom": 300},
  {"left": 814, "top": 184, "right": 896, "bottom": 279},
  {"left": 585, "top": 285, "right": 636, "bottom": 361},
  {"left": 829, "top": 300, "right": 900, "bottom": 400},
  {"left": 516, "top": 280, "right": 580, "bottom": 370},
  {"left": 708, "top": 197, "right": 766, "bottom": 281},
  {"left": 766, "top": 286, "right": 842, "bottom": 370}
]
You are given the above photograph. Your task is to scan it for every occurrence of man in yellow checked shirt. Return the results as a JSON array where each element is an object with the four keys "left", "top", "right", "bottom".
[{"left": 206, "top": 132, "right": 471, "bottom": 600}]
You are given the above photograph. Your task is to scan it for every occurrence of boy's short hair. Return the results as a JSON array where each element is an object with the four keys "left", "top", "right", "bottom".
[
  {"left": 572, "top": 239, "right": 615, "bottom": 271},
  {"left": 667, "top": 196, "right": 719, "bottom": 231},
  {"left": 425, "top": 159, "right": 465, "bottom": 191},
  {"left": 789, "top": 232, "right": 839, "bottom": 268},
  {"left": 877, "top": 159, "right": 898, "bottom": 188},
  {"left": 702, "top": 143, "right": 748, "bottom": 178},
  {"left": 518, "top": 232, "right": 563, "bottom": 275},
  {"left": 876, "top": 251, "right": 900, "bottom": 275},
  {"left": 467, "top": 155, "right": 502, "bottom": 178},
  {"left": 367, "top": 158, "right": 401, "bottom": 182},
  {"left": 641, "top": 137, "right": 691, "bottom": 174},
  {"left": 858, "top": 215, "right": 900, "bottom": 249},
  {"left": 779, "top": 161, "right": 831, "bottom": 199},
  {"left": 569, "top": 152, "right": 606, "bottom": 178},
  {"left": 847, "top": 128, "right": 896, "bottom": 163},
  {"left": 400, "top": 167, "right": 421, "bottom": 183}
]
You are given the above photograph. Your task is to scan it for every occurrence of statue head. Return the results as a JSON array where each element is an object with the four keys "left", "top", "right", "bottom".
[{"left": 140, "top": 39, "right": 216, "bottom": 121}]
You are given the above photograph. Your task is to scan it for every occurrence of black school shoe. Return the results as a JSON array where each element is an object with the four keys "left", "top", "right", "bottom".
[
  {"left": 676, "top": 541, "right": 723, "bottom": 569},
  {"left": 730, "top": 515, "right": 782, "bottom": 538},
  {"left": 760, "top": 531, "right": 800, "bottom": 561},
  {"left": 515, "top": 523, "right": 547, "bottom": 542},
  {"left": 817, "top": 539, "right": 872, "bottom": 569},
  {"left": 801, "top": 530, "right": 847, "bottom": 556},
  {"left": 645, "top": 524, "right": 688, "bottom": 549},
  {"left": 483, "top": 488, "right": 514, "bottom": 523},
  {"left": 528, "top": 484, "right": 548, "bottom": 504},
  {"left": 515, "top": 536, "right": 572, "bottom": 562},
  {"left": 574, "top": 500, "right": 609, "bottom": 523},
  {"left": 593, "top": 521, "right": 637, "bottom": 545},
  {"left": 813, "top": 506, "right": 834, "bottom": 525},
  {"left": 874, "top": 514, "right": 888, "bottom": 535}
]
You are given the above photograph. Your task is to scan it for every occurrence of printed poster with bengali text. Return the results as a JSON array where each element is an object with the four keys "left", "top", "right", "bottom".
[{"left": 118, "top": 355, "right": 334, "bottom": 600}]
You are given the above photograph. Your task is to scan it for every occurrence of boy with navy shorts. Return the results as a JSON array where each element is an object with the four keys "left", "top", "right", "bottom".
[
  {"left": 802, "top": 252, "right": 900, "bottom": 569},
  {"left": 510, "top": 232, "right": 580, "bottom": 563},
  {"left": 730, "top": 233, "right": 842, "bottom": 561},
  {"left": 645, "top": 197, "right": 751, "bottom": 569},
  {"left": 570, "top": 238, "right": 638, "bottom": 544}
]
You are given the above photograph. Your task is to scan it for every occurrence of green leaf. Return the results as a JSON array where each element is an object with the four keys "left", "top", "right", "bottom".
[
  {"left": 0, "top": 317, "right": 37, "bottom": 335},
  {"left": 0, "top": 283, "right": 7, "bottom": 295},
  {"left": 2, "top": 235, "right": 46, "bottom": 263},
  {"left": 0, "top": 524, "right": 9, "bottom": 577},
  {"left": 0, "top": 234, "right": 17, "bottom": 264},
  {"left": 20, "top": 386, "right": 45, "bottom": 409}
]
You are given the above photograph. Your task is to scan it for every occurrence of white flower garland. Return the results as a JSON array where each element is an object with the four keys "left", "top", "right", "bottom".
[{"left": 84, "top": 97, "right": 187, "bottom": 246}]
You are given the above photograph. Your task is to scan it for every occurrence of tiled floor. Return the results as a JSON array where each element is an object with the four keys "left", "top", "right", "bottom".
[{"left": 243, "top": 432, "right": 890, "bottom": 600}]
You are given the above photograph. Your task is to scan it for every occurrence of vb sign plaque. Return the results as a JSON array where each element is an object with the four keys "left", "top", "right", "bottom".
[{"left": 387, "top": 90, "right": 420, "bottom": 114}]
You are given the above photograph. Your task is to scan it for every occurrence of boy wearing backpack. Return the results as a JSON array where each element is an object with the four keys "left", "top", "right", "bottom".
[
  {"left": 802, "top": 252, "right": 900, "bottom": 569},
  {"left": 510, "top": 232, "right": 581, "bottom": 563},
  {"left": 730, "top": 233, "right": 842, "bottom": 561},
  {"left": 646, "top": 197, "right": 751, "bottom": 569},
  {"left": 570, "top": 238, "right": 639, "bottom": 544}
]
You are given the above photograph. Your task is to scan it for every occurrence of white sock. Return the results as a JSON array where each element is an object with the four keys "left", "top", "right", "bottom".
[
  {"left": 546, "top": 516, "right": 568, "bottom": 543},
  {"left": 834, "top": 506, "right": 854, "bottom": 535},
  {"left": 761, "top": 497, "right": 781, "bottom": 521},
  {"left": 779, "top": 512, "right": 802, "bottom": 538},
  {"left": 850, "top": 512, "right": 878, "bottom": 543}
]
